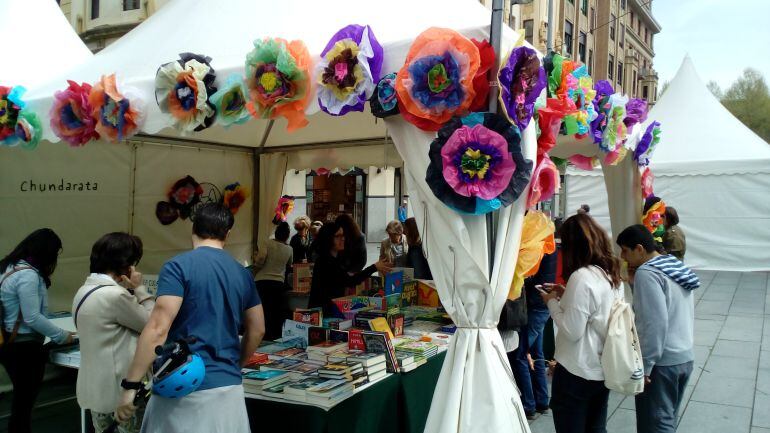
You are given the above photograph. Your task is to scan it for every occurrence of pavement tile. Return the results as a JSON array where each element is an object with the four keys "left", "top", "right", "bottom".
[
  {"left": 697, "top": 300, "right": 731, "bottom": 316},
  {"left": 608, "top": 391, "right": 624, "bottom": 414},
  {"left": 691, "top": 372, "right": 755, "bottom": 408},
  {"left": 528, "top": 414, "right": 556, "bottom": 433},
  {"left": 695, "top": 313, "right": 728, "bottom": 322},
  {"left": 678, "top": 401, "right": 752, "bottom": 433},
  {"left": 712, "top": 340, "right": 761, "bottom": 359},
  {"left": 695, "top": 318, "right": 725, "bottom": 333},
  {"left": 720, "top": 315, "right": 764, "bottom": 342},
  {"left": 753, "top": 392, "right": 770, "bottom": 428},
  {"left": 752, "top": 428, "right": 770, "bottom": 433},
  {"left": 761, "top": 351, "right": 770, "bottom": 370},
  {"left": 702, "top": 355, "right": 758, "bottom": 380},
  {"left": 757, "top": 367, "right": 770, "bottom": 395},
  {"left": 701, "top": 289, "right": 736, "bottom": 302},
  {"left": 606, "top": 408, "right": 636, "bottom": 433},
  {"left": 694, "top": 330, "right": 720, "bottom": 347}
]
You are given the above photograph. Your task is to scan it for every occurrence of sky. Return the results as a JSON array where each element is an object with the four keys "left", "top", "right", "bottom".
[{"left": 651, "top": 0, "right": 770, "bottom": 92}]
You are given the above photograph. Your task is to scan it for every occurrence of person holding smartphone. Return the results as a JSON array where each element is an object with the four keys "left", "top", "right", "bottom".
[{"left": 72, "top": 232, "right": 155, "bottom": 433}]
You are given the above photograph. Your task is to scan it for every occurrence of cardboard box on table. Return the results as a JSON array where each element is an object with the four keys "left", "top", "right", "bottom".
[
  {"left": 292, "top": 263, "right": 314, "bottom": 293},
  {"left": 416, "top": 280, "right": 439, "bottom": 307}
]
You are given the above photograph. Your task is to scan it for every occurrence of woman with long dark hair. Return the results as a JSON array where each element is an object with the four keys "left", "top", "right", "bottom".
[
  {"left": 309, "top": 223, "right": 390, "bottom": 316},
  {"left": 334, "top": 214, "right": 368, "bottom": 272},
  {"left": 539, "top": 214, "right": 621, "bottom": 433},
  {"left": 0, "top": 228, "right": 74, "bottom": 433}
]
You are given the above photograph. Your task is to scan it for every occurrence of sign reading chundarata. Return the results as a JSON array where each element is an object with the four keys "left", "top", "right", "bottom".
[{"left": 20, "top": 178, "right": 100, "bottom": 192}]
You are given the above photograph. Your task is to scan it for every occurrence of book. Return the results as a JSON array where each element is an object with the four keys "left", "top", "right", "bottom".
[
  {"left": 305, "top": 388, "right": 355, "bottom": 408},
  {"left": 259, "top": 357, "right": 304, "bottom": 372},
  {"left": 293, "top": 307, "right": 323, "bottom": 326},
  {"left": 388, "top": 313, "right": 405, "bottom": 337},
  {"left": 308, "top": 326, "right": 330, "bottom": 346},
  {"left": 345, "top": 351, "right": 386, "bottom": 367},
  {"left": 305, "top": 379, "right": 353, "bottom": 396},
  {"left": 292, "top": 262, "right": 313, "bottom": 293},
  {"left": 365, "top": 361, "right": 387, "bottom": 376},
  {"left": 261, "top": 382, "right": 289, "bottom": 398},
  {"left": 281, "top": 320, "right": 311, "bottom": 348},
  {"left": 270, "top": 347, "right": 304, "bottom": 359},
  {"left": 368, "top": 317, "right": 394, "bottom": 339},
  {"left": 384, "top": 270, "right": 404, "bottom": 296},
  {"left": 367, "top": 369, "right": 387, "bottom": 383},
  {"left": 348, "top": 329, "right": 366, "bottom": 351},
  {"left": 361, "top": 331, "right": 398, "bottom": 373},
  {"left": 307, "top": 341, "right": 348, "bottom": 354},
  {"left": 399, "top": 358, "right": 427, "bottom": 373},
  {"left": 323, "top": 318, "right": 353, "bottom": 330},
  {"left": 242, "top": 370, "right": 290, "bottom": 390},
  {"left": 244, "top": 352, "right": 269, "bottom": 368},
  {"left": 329, "top": 329, "right": 349, "bottom": 344},
  {"left": 284, "top": 376, "right": 329, "bottom": 397},
  {"left": 401, "top": 280, "right": 418, "bottom": 307},
  {"left": 256, "top": 342, "right": 292, "bottom": 355},
  {"left": 396, "top": 352, "right": 415, "bottom": 367}
]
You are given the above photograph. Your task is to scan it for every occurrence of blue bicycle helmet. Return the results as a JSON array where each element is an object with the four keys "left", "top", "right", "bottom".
[{"left": 152, "top": 353, "right": 205, "bottom": 398}]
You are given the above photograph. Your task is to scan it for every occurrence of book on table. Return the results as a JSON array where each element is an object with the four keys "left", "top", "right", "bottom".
[
  {"left": 284, "top": 376, "right": 329, "bottom": 397},
  {"left": 305, "top": 379, "right": 354, "bottom": 397},
  {"left": 242, "top": 370, "right": 290, "bottom": 392},
  {"left": 365, "top": 361, "right": 387, "bottom": 376},
  {"left": 399, "top": 358, "right": 427, "bottom": 373},
  {"left": 367, "top": 369, "right": 388, "bottom": 382},
  {"left": 270, "top": 347, "right": 304, "bottom": 359},
  {"left": 317, "top": 361, "right": 364, "bottom": 379},
  {"left": 395, "top": 340, "right": 439, "bottom": 357},
  {"left": 327, "top": 349, "right": 351, "bottom": 364},
  {"left": 259, "top": 357, "right": 304, "bottom": 372},
  {"left": 396, "top": 352, "right": 415, "bottom": 367},
  {"left": 361, "top": 331, "right": 399, "bottom": 373},
  {"left": 256, "top": 342, "right": 293, "bottom": 355},
  {"left": 307, "top": 341, "right": 348, "bottom": 354},
  {"left": 345, "top": 351, "right": 387, "bottom": 368},
  {"left": 368, "top": 317, "right": 394, "bottom": 339}
]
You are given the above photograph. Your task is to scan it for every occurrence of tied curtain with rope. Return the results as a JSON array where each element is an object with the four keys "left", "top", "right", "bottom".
[{"left": 386, "top": 116, "right": 536, "bottom": 433}]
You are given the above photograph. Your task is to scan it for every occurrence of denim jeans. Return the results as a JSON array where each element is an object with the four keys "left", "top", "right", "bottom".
[
  {"left": 511, "top": 308, "right": 551, "bottom": 414},
  {"left": 550, "top": 364, "right": 610, "bottom": 433},
  {"left": 635, "top": 361, "right": 693, "bottom": 433}
]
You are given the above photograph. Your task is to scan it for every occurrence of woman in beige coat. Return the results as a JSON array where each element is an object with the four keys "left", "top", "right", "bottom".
[
  {"left": 380, "top": 220, "right": 409, "bottom": 268},
  {"left": 72, "top": 233, "right": 154, "bottom": 433}
]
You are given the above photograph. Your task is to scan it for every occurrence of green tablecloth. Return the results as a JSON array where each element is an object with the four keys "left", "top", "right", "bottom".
[{"left": 246, "top": 351, "right": 447, "bottom": 433}]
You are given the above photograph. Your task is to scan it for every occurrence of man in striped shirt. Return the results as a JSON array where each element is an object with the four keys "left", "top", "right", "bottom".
[{"left": 617, "top": 224, "right": 700, "bottom": 433}]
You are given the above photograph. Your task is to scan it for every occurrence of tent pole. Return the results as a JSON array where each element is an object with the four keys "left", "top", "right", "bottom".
[
  {"left": 253, "top": 119, "right": 275, "bottom": 253},
  {"left": 487, "top": 0, "right": 505, "bottom": 278}
]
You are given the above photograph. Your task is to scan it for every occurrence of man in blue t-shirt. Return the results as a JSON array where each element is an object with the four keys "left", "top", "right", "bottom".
[{"left": 116, "top": 203, "right": 265, "bottom": 433}]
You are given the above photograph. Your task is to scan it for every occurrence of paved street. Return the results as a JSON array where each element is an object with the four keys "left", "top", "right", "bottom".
[{"left": 530, "top": 270, "right": 770, "bottom": 433}]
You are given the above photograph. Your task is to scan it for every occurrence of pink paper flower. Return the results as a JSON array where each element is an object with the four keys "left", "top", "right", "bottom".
[
  {"left": 641, "top": 167, "right": 654, "bottom": 198},
  {"left": 528, "top": 155, "right": 560, "bottom": 208}
]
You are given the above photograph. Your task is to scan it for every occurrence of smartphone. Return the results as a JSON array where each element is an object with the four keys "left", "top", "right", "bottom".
[{"left": 535, "top": 284, "right": 551, "bottom": 295}]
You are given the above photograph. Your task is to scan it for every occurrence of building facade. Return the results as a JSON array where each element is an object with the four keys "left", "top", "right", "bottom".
[
  {"left": 481, "top": 0, "right": 660, "bottom": 105},
  {"left": 58, "top": 0, "right": 169, "bottom": 52}
]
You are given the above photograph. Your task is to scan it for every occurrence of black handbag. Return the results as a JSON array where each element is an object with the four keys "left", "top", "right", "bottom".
[{"left": 498, "top": 288, "right": 528, "bottom": 332}]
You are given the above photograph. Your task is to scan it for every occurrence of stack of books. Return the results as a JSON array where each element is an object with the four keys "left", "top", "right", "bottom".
[
  {"left": 281, "top": 376, "right": 330, "bottom": 403},
  {"left": 396, "top": 352, "right": 427, "bottom": 373},
  {"left": 317, "top": 361, "right": 368, "bottom": 388},
  {"left": 304, "top": 378, "right": 355, "bottom": 408},
  {"left": 306, "top": 341, "right": 348, "bottom": 364},
  {"left": 395, "top": 339, "right": 438, "bottom": 364},
  {"left": 347, "top": 351, "right": 387, "bottom": 382},
  {"left": 242, "top": 369, "right": 290, "bottom": 394}
]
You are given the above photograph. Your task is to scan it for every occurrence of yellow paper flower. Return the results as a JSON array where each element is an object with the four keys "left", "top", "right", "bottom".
[{"left": 508, "top": 211, "right": 555, "bottom": 300}]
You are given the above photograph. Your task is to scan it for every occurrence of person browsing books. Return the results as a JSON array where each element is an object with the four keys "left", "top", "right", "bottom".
[
  {"left": 308, "top": 222, "right": 391, "bottom": 316},
  {"left": 254, "top": 222, "right": 293, "bottom": 340},
  {"left": 115, "top": 203, "right": 265, "bottom": 433}
]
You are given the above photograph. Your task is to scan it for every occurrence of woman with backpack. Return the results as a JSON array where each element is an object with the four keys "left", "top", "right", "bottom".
[
  {"left": 539, "top": 214, "right": 622, "bottom": 433},
  {"left": 0, "top": 228, "right": 75, "bottom": 433}
]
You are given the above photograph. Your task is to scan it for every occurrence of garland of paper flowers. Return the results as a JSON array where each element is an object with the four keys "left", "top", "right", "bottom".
[
  {"left": 155, "top": 53, "right": 217, "bottom": 132},
  {"left": 317, "top": 25, "right": 383, "bottom": 116},
  {"left": 0, "top": 86, "right": 44, "bottom": 150},
  {"left": 498, "top": 45, "right": 547, "bottom": 131},
  {"left": 208, "top": 74, "right": 251, "bottom": 127},
  {"left": 245, "top": 38, "right": 312, "bottom": 132},
  {"left": 273, "top": 195, "right": 295, "bottom": 224},
  {"left": 89, "top": 74, "right": 146, "bottom": 142},
  {"left": 155, "top": 176, "right": 249, "bottom": 225},
  {"left": 50, "top": 80, "right": 100, "bottom": 146},
  {"left": 426, "top": 112, "right": 532, "bottom": 215}
]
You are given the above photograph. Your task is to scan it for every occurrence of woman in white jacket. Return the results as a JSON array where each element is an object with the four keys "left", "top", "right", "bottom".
[
  {"left": 72, "top": 233, "right": 154, "bottom": 433},
  {"left": 540, "top": 214, "right": 622, "bottom": 433}
]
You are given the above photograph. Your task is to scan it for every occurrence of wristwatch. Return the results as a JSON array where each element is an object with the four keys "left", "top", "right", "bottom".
[{"left": 120, "top": 379, "right": 143, "bottom": 391}]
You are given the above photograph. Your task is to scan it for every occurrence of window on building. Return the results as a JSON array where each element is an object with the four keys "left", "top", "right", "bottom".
[
  {"left": 123, "top": 0, "right": 140, "bottom": 10},
  {"left": 581, "top": 0, "right": 588, "bottom": 16},
  {"left": 610, "top": 14, "right": 616, "bottom": 40},
  {"left": 619, "top": 24, "right": 625, "bottom": 47},
  {"left": 590, "top": 7, "right": 596, "bottom": 30},
  {"left": 608, "top": 54, "right": 614, "bottom": 80},
  {"left": 588, "top": 49, "right": 594, "bottom": 75},
  {"left": 564, "top": 20, "right": 574, "bottom": 57},
  {"left": 637, "top": 18, "right": 641, "bottom": 32},
  {"left": 621, "top": 0, "right": 626, "bottom": 10},
  {"left": 633, "top": 70, "right": 637, "bottom": 95},
  {"left": 645, "top": 28, "right": 649, "bottom": 44},
  {"left": 578, "top": 32, "right": 587, "bottom": 63},
  {"left": 91, "top": 0, "right": 99, "bottom": 19},
  {"left": 618, "top": 61, "right": 624, "bottom": 87},
  {"left": 643, "top": 86, "right": 649, "bottom": 100},
  {"left": 524, "top": 20, "right": 534, "bottom": 45}
]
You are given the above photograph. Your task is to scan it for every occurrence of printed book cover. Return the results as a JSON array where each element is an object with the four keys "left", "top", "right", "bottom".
[
  {"left": 361, "top": 331, "right": 398, "bottom": 373},
  {"left": 348, "top": 329, "right": 366, "bottom": 351}
]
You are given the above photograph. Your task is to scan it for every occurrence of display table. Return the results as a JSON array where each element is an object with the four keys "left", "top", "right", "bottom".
[{"left": 398, "top": 352, "right": 445, "bottom": 433}]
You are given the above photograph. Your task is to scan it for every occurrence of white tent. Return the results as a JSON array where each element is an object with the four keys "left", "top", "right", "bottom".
[
  {"left": 566, "top": 56, "right": 770, "bottom": 271},
  {"left": 0, "top": 0, "right": 92, "bottom": 89},
  {"left": 11, "top": 0, "right": 541, "bottom": 431}
]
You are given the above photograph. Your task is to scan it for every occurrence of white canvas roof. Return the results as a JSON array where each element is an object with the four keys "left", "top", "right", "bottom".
[{"left": 0, "top": 0, "right": 93, "bottom": 89}]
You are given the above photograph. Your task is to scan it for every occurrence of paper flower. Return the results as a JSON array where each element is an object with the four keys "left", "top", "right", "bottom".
[
  {"left": 569, "top": 154, "right": 599, "bottom": 171},
  {"left": 426, "top": 112, "right": 532, "bottom": 215},
  {"left": 155, "top": 201, "right": 179, "bottom": 225},
  {"left": 155, "top": 53, "right": 217, "bottom": 132},
  {"left": 536, "top": 97, "right": 575, "bottom": 156},
  {"left": 634, "top": 121, "right": 661, "bottom": 166},
  {"left": 273, "top": 195, "right": 295, "bottom": 223},
  {"left": 223, "top": 182, "right": 249, "bottom": 215},
  {"left": 469, "top": 38, "right": 495, "bottom": 112},
  {"left": 245, "top": 38, "right": 313, "bottom": 132},
  {"left": 0, "top": 86, "right": 24, "bottom": 144},
  {"left": 209, "top": 74, "right": 251, "bottom": 127},
  {"left": 317, "top": 25, "right": 383, "bottom": 116},
  {"left": 396, "top": 28, "right": 481, "bottom": 131},
  {"left": 169, "top": 175, "right": 203, "bottom": 219},
  {"left": 370, "top": 73, "right": 399, "bottom": 118},
  {"left": 599, "top": 94, "right": 628, "bottom": 154},
  {"left": 527, "top": 155, "right": 560, "bottom": 208},
  {"left": 623, "top": 98, "right": 648, "bottom": 130},
  {"left": 498, "top": 46, "right": 547, "bottom": 131},
  {"left": 590, "top": 80, "right": 614, "bottom": 144},
  {"left": 14, "top": 111, "right": 43, "bottom": 150},
  {"left": 642, "top": 196, "right": 666, "bottom": 242},
  {"left": 50, "top": 80, "right": 99, "bottom": 146},
  {"left": 641, "top": 167, "right": 654, "bottom": 198},
  {"left": 510, "top": 211, "right": 556, "bottom": 299},
  {"left": 88, "top": 74, "right": 145, "bottom": 142}
]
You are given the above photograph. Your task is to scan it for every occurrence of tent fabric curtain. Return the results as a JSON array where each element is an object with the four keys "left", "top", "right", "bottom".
[
  {"left": 601, "top": 156, "right": 642, "bottom": 244},
  {"left": 385, "top": 116, "right": 534, "bottom": 433},
  {"left": 258, "top": 152, "right": 288, "bottom": 248}
]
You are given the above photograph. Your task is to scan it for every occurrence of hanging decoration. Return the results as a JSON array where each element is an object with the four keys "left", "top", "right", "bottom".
[
  {"left": 0, "top": 86, "right": 24, "bottom": 144},
  {"left": 634, "top": 121, "right": 661, "bottom": 167},
  {"left": 245, "top": 38, "right": 313, "bottom": 132},
  {"left": 317, "top": 24, "right": 383, "bottom": 116},
  {"left": 498, "top": 45, "right": 547, "bottom": 131},
  {"left": 273, "top": 195, "right": 295, "bottom": 224},
  {"left": 642, "top": 196, "right": 666, "bottom": 243},
  {"left": 370, "top": 73, "right": 399, "bottom": 118},
  {"left": 209, "top": 74, "right": 251, "bottom": 127},
  {"left": 468, "top": 38, "right": 495, "bottom": 111},
  {"left": 510, "top": 211, "right": 556, "bottom": 299},
  {"left": 223, "top": 182, "right": 249, "bottom": 215},
  {"left": 426, "top": 112, "right": 532, "bottom": 215},
  {"left": 641, "top": 167, "right": 654, "bottom": 198},
  {"left": 14, "top": 111, "right": 43, "bottom": 150},
  {"left": 155, "top": 53, "right": 217, "bottom": 132},
  {"left": 599, "top": 93, "right": 629, "bottom": 156},
  {"left": 155, "top": 175, "right": 204, "bottom": 225},
  {"left": 395, "top": 27, "right": 482, "bottom": 131},
  {"left": 50, "top": 80, "right": 99, "bottom": 146},
  {"left": 568, "top": 154, "right": 599, "bottom": 171},
  {"left": 536, "top": 97, "right": 574, "bottom": 156},
  {"left": 527, "top": 155, "right": 560, "bottom": 208},
  {"left": 89, "top": 74, "right": 146, "bottom": 142},
  {"left": 623, "top": 98, "right": 648, "bottom": 130}
]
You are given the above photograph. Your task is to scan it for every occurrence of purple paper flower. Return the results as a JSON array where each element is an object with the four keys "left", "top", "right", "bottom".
[
  {"left": 634, "top": 121, "right": 661, "bottom": 166},
  {"left": 624, "top": 98, "right": 648, "bottom": 129},
  {"left": 498, "top": 46, "right": 547, "bottom": 131}
]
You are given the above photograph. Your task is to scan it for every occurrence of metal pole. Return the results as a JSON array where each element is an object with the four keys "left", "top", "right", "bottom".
[
  {"left": 487, "top": 0, "right": 505, "bottom": 279},
  {"left": 546, "top": 0, "right": 554, "bottom": 54}
]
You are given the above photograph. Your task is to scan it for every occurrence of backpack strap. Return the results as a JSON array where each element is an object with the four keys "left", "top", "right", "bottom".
[
  {"left": 0, "top": 266, "right": 34, "bottom": 344},
  {"left": 74, "top": 285, "right": 112, "bottom": 329}
]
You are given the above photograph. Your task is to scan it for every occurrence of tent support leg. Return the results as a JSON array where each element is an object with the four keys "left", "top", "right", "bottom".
[
  {"left": 487, "top": 0, "right": 505, "bottom": 278},
  {"left": 253, "top": 119, "right": 274, "bottom": 252}
]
